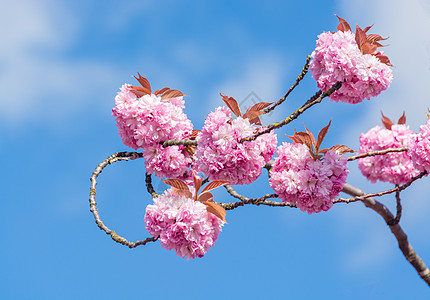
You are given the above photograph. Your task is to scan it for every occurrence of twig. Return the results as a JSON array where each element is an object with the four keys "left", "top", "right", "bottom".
[
  {"left": 263, "top": 55, "right": 311, "bottom": 114},
  {"left": 89, "top": 152, "right": 158, "bottom": 248},
  {"left": 220, "top": 184, "right": 295, "bottom": 210},
  {"left": 334, "top": 171, "right": 428, "bottom": 204},
  {"left": 161, "top": 139, "right": 197, "bottom": 147},
  {"left": 341, "top": 183, "right": 430, "bottom": 287},
  {"left": 241, "top": 81, "right": 343, "bottom": 143},
  {"left": 347, "top": 147, "right": 408, "bottom": 161},
  {"left": 391, "top": 190, "right": 402, "bottom": 225},
  {"left": 145, "top": 173, "right": 159, "bottom": 198}
]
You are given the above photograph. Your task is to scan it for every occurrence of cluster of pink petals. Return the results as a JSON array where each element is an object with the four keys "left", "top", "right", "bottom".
[
  {"left": 310, "top": 30, "right": 393, "bottom": 104},
  {"left": 358, "top": 124, "right": 419, "bottom": 184},
  {"left": 144, "top": 188, "right": 223, "bottom": 260},
  {"left": 269, "top": 143, "right": 348, "bottom": 214},
  {"left": 409, "top": 119, "right": 430, "bottom": 173},
  {"left": 194, "top": 106, "right": 277, "bottom": 185},
  {"left": 112, "top": 84, "right": 193, "bottom": 178}
]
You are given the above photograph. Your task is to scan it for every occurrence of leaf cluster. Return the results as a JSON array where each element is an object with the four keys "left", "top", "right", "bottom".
[{"left": 335, "top": 15, "right": 392, "bottom": 66}]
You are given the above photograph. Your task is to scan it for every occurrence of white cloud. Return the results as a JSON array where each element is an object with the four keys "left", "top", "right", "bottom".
[{"left": 0, "top": 0, "right": 117, "bottom": 129}]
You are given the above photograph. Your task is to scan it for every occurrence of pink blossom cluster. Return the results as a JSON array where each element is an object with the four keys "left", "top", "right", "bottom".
[
  {"left": 194, "top": 106, "right": 277, "bottom": 185},
  {"left": 409, "top": 119, "right": 430, "bottom": 173},
  {"left": 358, "top": 124, "right": 419, "bottom": 184},
  {"left": 310, "top": 30, "right": 393, "bottom": 104},
  {"left": 144, "top": 188, "right": 223, "bottom": 260},
  {"left": 112, "top": 84, "right": 193, "bottom": 178},
  {"left": 269, "top": 143, "right": 348, "bottom": 214}
]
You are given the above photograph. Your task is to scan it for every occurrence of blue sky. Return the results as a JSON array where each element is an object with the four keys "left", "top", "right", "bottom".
[{"left": 1, "top": 0, "right": 430, "bottom": 299}]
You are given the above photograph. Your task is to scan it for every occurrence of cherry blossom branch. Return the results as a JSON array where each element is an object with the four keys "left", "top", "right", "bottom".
[
  {"left": 161, "top": 139, "right": 197, "bottom": 147},
  {"left": 341, "top": 183, "right": 430, "bottom": 287},
  {"left": 89, "top": 151, "right": 158, "bottom": 248},
  {"left": 334, "top": 171, "right": 428, "bottom": 204},
  {"left": 393, "top": 190, "right": 402, "bottom": 225},
  {"left": 145, "top": 173, "right": 159, "bottom": 198},
  {"left": 220, "top": 184, "right": 295, "bottom": 210},
  {"left": 263, "top": 55, "right": 311, "bottom": 115},
  {"left": 347, "top": 147, "right": 408, "bottom": 161},
  {"left": 242, "top": 81, "right": 343, "bottom": 143}
]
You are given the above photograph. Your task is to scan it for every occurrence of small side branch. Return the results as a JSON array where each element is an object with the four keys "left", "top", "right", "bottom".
[
  {"left": 161, "top": 139, "right": 197, "bottom": 147},
  {"left": 341, "top": 183, "right": 430, "bottom": 287},
  {"left": 347, "top": 147, "right": 408, "bottom": 161},
  {"left": 335, "top": 171, "right": 428, "bottom": 204},
  {"left": 145, "top": 172, "right": 159, "bottom": 198},
  {"left": 242, "top": 81, "right": 342, "bottom": 143},
  {"left": 220, "top": 185, "right": 295, "bottom": 210},
  {"left": 263, "top": 55, "right": 311, "bottom": 114},
  {"left": 89, "top": 152, "right": 158, "bottom": 248}
]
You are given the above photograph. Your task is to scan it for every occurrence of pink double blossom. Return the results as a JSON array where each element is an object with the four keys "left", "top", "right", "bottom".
[
  {"left": 144, "top": 188, "right": 223, "bottom": 260},
  {"left": 269, "top": 143, "right": 348, "bottom": 214}
]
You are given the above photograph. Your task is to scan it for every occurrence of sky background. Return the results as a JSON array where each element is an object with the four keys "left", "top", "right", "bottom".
[{"left": 1, "top": 0, "right": 430, "bottom": 299}]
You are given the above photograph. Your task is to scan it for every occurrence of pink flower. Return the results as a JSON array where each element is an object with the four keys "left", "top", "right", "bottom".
[
  {"left": 194, "top": 106, "right": 277, "bottom": 185},
  {"left": 310, "top": 30, "right": 392, "bottom": 104},
  {"left": 409, "top": 119, "right": 430, "bottom": 173},
  {"left": 144, "top": 188, "right": 223, "bottom": 260},
  {"left": 112, "top": 84, "right": 193, "bottom": 178},
  {"left": 358, "top": 124, "right": 419, "bottom": 184},
  {"left": 269, "top": 143, "right": 348, "bottom": 214}
]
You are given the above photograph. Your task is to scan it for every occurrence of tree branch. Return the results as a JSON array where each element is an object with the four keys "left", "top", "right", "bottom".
[
  {"left": 341, "top": 183, "right": 430, "bottom": 286},
  {"left": 89, "top": 151, "right": 158, "bottom": 248},
  {"left": 241, "top": 81, "right": 343, "bottom": 143},
  {"left": 263, "top": 55, "right": 311, "bottom": 114},
  {"left": 347, "top": 147, "right": 408, "bottom": 161}
]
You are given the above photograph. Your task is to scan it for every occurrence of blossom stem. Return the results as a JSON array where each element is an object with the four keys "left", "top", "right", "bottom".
[
  {"left": 347, "top": 147, "right": 408, "bottom": 161},
  {"left": 220, "top": 185, "right": 294, "bottom": 210},
  {"left": 89, "top": 151, "right": 158, "bottom": 248},
  {"left": 161, "top": 139, "right": 197, "bottom": 147},
  {"left": 341, "top": 183, "right": 430, "bottom": 287},
  {"left": 241, "top": 81, "right": 343, "bottom": 143},
  {"left": 263, "top": 55, "right": 312, "bottom": 115}
]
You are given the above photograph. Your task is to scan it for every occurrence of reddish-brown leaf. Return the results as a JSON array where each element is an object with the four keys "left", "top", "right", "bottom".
[
  {"left": 197, "top": 192, "right": 213, "bottom": 203},
  {"left": 190, "top": 129, "right": 201, "bottom": 140},
  {"left": 367, "top": 34, "right": 387, "bottom": 45},
  {"left": 185, "top": 145, "right": 196, "bottom": 156},
  {"left": 335, "top": 14, "right": 351, "bottom": 32},
  {"left": 361, "top": 42, "right": 377, "bottom": 55},
  {"left": 174, "top": 189, "right": 193, "bottom": 199},
  {"left": 154, "top": 87, "right": 170, "bottom": 96},
  {"left": 243, "top": 110, "right": 264, "bottom": 125},
  {"left": 355, "top": 25, "right": 369, "bottom": 53},
  {"left": 133, "top": 73, "right": 152, "bottom": 94},
  {"left": 363, "top": 25, "right": 373, "bottom": 33},
  {"left": 130, "top": 86, "right": 151, "bottom": 97},
  {"left": 318, "top": 148, "right": 330, "bottom": 154},
  {"left": 247, "top": 102, "right": 273, "bottom": 112},
  {"left": 381, "top": 112, "right": 394, "bottom": 130},
  {"left": 220, "top": 93, "right": 241, "bottom": 117},
  {"left": 193, "top": 173, "right": 203, "bottom": 196},
  {"left": 161, "top": 89, "right": 184, "bottom": 100},
  {"left": 201, "top": 180, "right": 229, "bottom": 194},
  {"left": 162, "top": 178, "right": 190, "bottom": 191},
  {"left": 397, "top": 112, "right": 406, "bottom": 125},
  {"left": 375, "top": 55, "right": 393, "bottom": 66},
  {"left": 329, "top": 144, "right": 355, "bottom": 155},
  {"left": 203, "top": 201, "right": 227, "bottom": 223},
  {"left": 316, "top": 120, "right": 332, "bottom": 151},
  {"left": 303, "top": 124, "right": 317, "bottom": 149}
]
